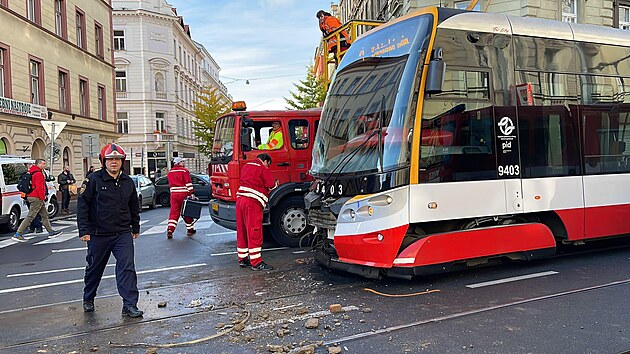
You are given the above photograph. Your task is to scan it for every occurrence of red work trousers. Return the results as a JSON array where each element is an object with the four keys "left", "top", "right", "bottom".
[
  {"left": 167, "top": 192, "right": 194, "bottom": 233},
  {"left": 236, "top": 196, "right": 264, "bottom": 266}
]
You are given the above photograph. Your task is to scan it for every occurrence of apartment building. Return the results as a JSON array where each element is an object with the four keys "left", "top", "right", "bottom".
[
  {"left": 0, "top": 0, "right": 117, "bottom": 178},
  {"left": 338, "top": 0, "right": 630, "bottom": 29},
  {"left": 112, "top": 0, "right": 229, "bottom": 177}
]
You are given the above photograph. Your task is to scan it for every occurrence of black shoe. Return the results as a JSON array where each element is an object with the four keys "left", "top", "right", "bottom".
[
  {"left": 186, "top": 229, "right": 196, "bottom": 236},
  {"left": 36, "top": 228, "right": 43, "bottom": 233},
  {"left": 27, "top": 228, "right": 35, "bottom": 234},
  {"left": 251, "top": 262, "right": 274, "bottom": 271},
  {"left": 122, "top": 305, "right": 144, "bottom": 318},
  {"left": 167, "top": 231, "right": 173, "bottom": 239},
  {"left": 83, "top": 300, "right": 95, "bottom": 312},
  {"left": 238, "top": 258, "right": 251, "bottom": 268}
]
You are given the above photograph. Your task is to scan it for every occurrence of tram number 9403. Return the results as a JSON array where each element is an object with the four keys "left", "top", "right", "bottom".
[{"left": 498, "top": 165, "right": 520, "bottom": 177}]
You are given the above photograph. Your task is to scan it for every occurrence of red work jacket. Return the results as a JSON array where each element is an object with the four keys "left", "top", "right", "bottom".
[
  {"left": 237, "top": 159, "right": 275, "bottom": 208},
  {"left": 167, "top": 165, "right": 193, "bottom": 195}
]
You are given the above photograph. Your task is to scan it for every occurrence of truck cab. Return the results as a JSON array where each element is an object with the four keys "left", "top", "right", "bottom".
[{"left": 209, "top": 102, "right": 320, "bottom": 247}]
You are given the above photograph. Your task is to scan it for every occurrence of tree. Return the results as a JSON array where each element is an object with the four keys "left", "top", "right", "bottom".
[
  {"left": 193, "top": 86, "right": 232, "bottom": 157},
  {"left": 284, "top": 65, "right": 327, "bottom": 110}
]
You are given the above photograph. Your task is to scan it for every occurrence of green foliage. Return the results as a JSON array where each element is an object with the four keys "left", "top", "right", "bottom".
[
  {"left": 284, "top": 65, "right": 327, "bottom": 110},
  {"left": 193, "top": 86, "right": 232, "bottom": 156}
]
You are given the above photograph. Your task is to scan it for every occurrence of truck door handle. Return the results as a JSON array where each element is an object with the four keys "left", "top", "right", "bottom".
[{"left": 277, "top": 162, "right": 290, "bottom": 166}]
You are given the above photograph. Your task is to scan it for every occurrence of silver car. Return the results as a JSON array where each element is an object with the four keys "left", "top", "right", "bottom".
[{"left": 130, "top": 175, "right": 157, "bottom": 210}]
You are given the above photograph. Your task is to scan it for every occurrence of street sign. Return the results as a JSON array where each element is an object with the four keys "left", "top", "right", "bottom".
[
  {"left": 44, "top": 143, "right": 62, "bottom": 162},
  {"left": 40, "top": 121, "right": 67, "bottom": 140},
  {"left": 81, "top": 134, "right": 100, "bottom": 158}
]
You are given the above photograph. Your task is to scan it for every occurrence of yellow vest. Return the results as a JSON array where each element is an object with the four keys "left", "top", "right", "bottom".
[{"left": 258, "top": 129, "right": 283, "bottom": 150}]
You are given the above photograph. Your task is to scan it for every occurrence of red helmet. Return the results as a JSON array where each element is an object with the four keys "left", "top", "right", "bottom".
[{"left": 99, "top": 143, "right": 127, "bottom": 164}]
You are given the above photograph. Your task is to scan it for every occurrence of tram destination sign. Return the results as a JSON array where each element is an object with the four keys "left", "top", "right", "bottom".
[{"left": 0, "top": 96, "right": 47, "bottom": 120}]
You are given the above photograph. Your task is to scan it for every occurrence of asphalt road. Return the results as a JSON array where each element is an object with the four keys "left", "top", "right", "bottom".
[{"left": 0, "top": 206, "right": 629, "bottom": 353}]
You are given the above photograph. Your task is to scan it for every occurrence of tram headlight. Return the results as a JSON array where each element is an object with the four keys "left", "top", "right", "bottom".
[
  {"left": 386, "top": 196, "right": 393, "bottom": 204},
  {"left": 367, "top": 206, "right": 374, "bottom": 216},
  {"left": 349, "top": 209, "right": 356, "bottom": 219}
]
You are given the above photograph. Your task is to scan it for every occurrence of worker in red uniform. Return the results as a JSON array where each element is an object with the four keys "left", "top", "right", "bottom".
[
  {"left": 236, "top": 153, "right": 278, "bottom": 270},
  {"left": 317, "top": 10, "right": 351, "bottom": 54},
  {"left": 166, "top": 157, "right": 195, "bottom": 239}
]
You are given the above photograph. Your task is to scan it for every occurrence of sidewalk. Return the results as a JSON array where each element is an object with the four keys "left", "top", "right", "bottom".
[{"left": 51, "top": 194, "right": 77, "bottom": 221}]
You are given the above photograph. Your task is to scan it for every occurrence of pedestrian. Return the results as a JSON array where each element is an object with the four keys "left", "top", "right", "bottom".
[
  {"left": 86, "top": 165, "right": 94, "bottom": 177},
  {"left": 257, "top": 121, "right": 284, "bottom": 150},
  {"left": 235, "top": 153, "right": 278, "bottom": 270},
  {"left": 57, "top": 165, "right": 75, "bottom": 214},
  {"left": 316, "top": 10, "right": 351, "bottom": 55},
  {"left": 12, "top": 159, "right": 62, "bottom": 242},
  {"left": 166, "top": 157, "right": 196, "bottom": 239},
  {"left": 77, "top": 143, "right": 143, "bottom": 317}
]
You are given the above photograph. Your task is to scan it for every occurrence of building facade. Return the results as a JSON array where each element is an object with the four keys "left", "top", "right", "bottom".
[
  {"left": 0, "top": 0, "right": 118, "bottom": 180},
  {"left": 338, "top": 0, "right": 630, "bottom": 29},
  {"left": 112, "top": 0, "right": 228, "bottom": 178}
]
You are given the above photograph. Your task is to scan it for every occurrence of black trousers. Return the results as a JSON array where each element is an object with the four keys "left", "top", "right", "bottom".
[
  {"left": 83, "top": 232, "right": 139, "bottom": 307},
  {"left": 61, "top": 189, "right": 70, "bottom": 210}
]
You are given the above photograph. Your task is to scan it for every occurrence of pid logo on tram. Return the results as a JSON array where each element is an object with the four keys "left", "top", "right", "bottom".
[{"left": 498, "top": 116, "right": 515, "bottom": 136}]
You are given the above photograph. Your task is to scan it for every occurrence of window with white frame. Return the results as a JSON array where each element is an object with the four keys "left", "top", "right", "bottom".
[
  {"left": 27, "top": 0, "right": 39, "bottom": 23},
  {"left": 30, "top": 60, "right": 41, "bottom": 104},
  {"left": 454, "top": 1, "right": 480, "bottom": 11},
  {"left": 97, "top": 85, "right": 105, "bottom": 120},
  {"left": 76, "top": 10, "right": 86, "bottom": 48},
  {"left": 562, "top": 0, "right": 577, "bottom": 23},
  {"left": 113, "top": 30, "right": 125, "bottom": 50},
  {"left": 95, "top": 23, "right": 103, "bottom": 58},
  {"left": 117, "top": 112, "right": 129, "bottom": 134},
  {"left": 115, "top": 71, "right": 127, "bottom": 92},
  {"left": 58, "top": 70, "right": 68, "bottom": 111},
  {"left": 156, "top": 112, "right": 165, "bottom": 132},
  {"left": 79, "top": 78, "right": 88, "bottom": 116},
  {"left": 621, "top": 5, "right": 630, "bottom": 30},
  {"left": 55, "top": 0, "right": 65, "bottom": 37}
]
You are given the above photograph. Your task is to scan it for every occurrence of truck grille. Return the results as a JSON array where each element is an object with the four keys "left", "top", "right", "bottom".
[{"left": 308, "top": 209, "right": 337, "bottom": 229}]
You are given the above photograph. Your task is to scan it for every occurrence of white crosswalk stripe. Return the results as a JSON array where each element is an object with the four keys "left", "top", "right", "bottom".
[{"left": 34, "top": 232, "right": 79, "bottom": 245}]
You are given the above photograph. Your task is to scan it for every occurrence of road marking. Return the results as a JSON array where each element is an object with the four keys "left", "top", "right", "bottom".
[
  {"left": 142, "top": 225, "right": 164, "bottom": 235},
  {"left": 205, "top": 231, "right": 236, "bottom": 238},
  {"left": 0, "top": 235, "right": 41, "bottom": 249},
  {"left": 34, "top": 233, "right": 78, "bottom": 245},
  {"left": 465, "top": 271, "right": 559, "bottom": 289},
  {"left": 245, "top": 305, "right": 360, "bottom": 331},
  {"left": 140, "top": 220, "right": 150, "bottom": 226},
  {"left": 52, "top": 220, "right": 78, "bottom": 227},
  {"left": 0, "top": 263, "right": 207, "bottom": 295},
  {"left": 51, "top": 247, "right": 87, "bottom": 253},
  {"left": 192, "top": 220, "right": 213, "bottom": 229},
  {"left": 293, "top": 250, "right": 307, "bottom": 254},
  {"left": 7, "top": 264, "right": 115, "bottom": 278},
  {"left": 210, "top": 246, "right": 288, "bottom": 256}
]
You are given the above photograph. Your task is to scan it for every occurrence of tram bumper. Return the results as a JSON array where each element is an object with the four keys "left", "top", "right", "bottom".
[{"left": 314, "top": 246, "right": 382, "bottom": 279}]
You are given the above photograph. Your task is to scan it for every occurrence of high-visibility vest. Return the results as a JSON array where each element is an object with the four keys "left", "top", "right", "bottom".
[{"left": 258, "top": 129, "right": 283, "bottom": 150}]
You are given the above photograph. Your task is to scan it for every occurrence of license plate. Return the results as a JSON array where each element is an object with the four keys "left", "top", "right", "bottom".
[{"left": 211, "top": 203, "right": 219, "bottom": 211}]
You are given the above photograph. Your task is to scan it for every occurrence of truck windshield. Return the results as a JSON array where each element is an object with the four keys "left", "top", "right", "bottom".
[
  {"left": 311, "top": 14, "right": 432, "bottom": 176},
  {"left": 211, "top": 115, "right": 235, "bottom": 164}
]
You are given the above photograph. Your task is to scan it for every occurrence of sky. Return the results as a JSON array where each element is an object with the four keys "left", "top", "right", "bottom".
[{"left": 167, "top": 0, "right": 335, "bottom": 110}]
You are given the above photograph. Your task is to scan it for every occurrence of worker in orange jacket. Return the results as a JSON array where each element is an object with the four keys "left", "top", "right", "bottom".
[
  {"left": 317, "top": 10, "right": 351, "bottom": 53},
  {"left": 166, "top": 157, "right": 196, "bottom": 239},
  {"left": 235, "top": 153, "right": 278, "bottom": 270}
]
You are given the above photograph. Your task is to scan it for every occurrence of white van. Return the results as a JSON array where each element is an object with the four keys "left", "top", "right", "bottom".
[{"left": 0, "top": 157, "right": 59, "bottom": 232}]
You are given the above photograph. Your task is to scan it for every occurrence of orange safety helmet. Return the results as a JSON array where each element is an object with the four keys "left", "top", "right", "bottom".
[{"left": 99, "top": 143, "right": 127, "bottom": 165}]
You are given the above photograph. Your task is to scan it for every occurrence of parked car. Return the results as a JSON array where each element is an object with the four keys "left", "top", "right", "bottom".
[
  {"left": 0, "top": 157, "right": 58, "bottom": 232},
  {"left": 130, "top": 175, "right": 157, "bottom": 210},
  {"left": 155, "top": 173, "right": 211, "bottom": 207}
]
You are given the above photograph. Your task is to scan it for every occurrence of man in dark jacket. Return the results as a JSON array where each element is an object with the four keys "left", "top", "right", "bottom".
[
  {"left": 78, "top": 143, "right": 143, "bottom": 317},
  {"left": 13, "top": 159, "right": 62, "bottom": 242},
  {"left": 57, "top": 165, "right": 75, "bottom": 214}
]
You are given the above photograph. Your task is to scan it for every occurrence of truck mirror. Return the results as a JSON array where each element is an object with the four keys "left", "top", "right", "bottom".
[
  {"left": 242, "top": 117, "right": 254, "bottom": 128},
  {"left": 241, "top": 128, "right": 252, "bottom": 152},
  {"left": 425, "top": 48, "right": 445, "bottom": 95}
]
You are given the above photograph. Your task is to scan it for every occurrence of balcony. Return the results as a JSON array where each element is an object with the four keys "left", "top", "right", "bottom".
[
  {"left": 116, "top": 91, "right": 128, "bottom": 99},
  {"left": 146, "top": 132, "right": 176, "bottom": 143},
  {"left": 156, "top": 92, "right": 167, "bottom": 100}
]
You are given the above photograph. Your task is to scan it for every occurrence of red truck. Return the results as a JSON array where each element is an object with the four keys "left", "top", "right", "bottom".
[{"left": 208, "top": 102, "right": 320, "bottom": 247}]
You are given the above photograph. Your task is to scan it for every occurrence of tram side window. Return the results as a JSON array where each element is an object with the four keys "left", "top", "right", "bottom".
[
  {"left": 289, "top": 120, "right": 309, "bottom": 150},
  {"left": 516, "top": 72, "right": 582, "bottom": 177},
  {"left": 420, "top": 101, "right": 496, "bottom": 183},
  {"left": 581, "top": 75, "right": 630, "bottom": 174}
]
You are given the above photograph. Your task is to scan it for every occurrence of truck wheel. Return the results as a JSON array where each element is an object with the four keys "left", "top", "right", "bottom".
[{"left": 270, "top": 196, "right": 313, "bottom": 248}]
